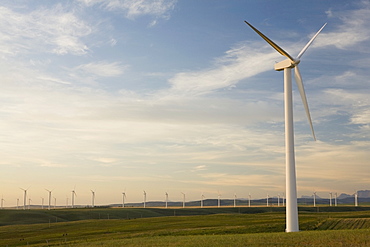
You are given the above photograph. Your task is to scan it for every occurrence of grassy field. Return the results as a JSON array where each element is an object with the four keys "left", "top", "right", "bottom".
[{"left": 0, "top": 207, "right": 369, "bottom": 246}]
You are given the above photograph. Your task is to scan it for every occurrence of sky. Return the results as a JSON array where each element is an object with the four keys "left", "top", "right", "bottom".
[{"left": 0, "top": 0, "right": 369, "bottom": 206}]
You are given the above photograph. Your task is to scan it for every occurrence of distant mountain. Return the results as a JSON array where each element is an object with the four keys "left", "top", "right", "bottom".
[
  {"left": 338, "top": 193, "right": 352, "bottom": 199},
  {"left": 358, "top": 190, "right": 370, "bottom": 198}
]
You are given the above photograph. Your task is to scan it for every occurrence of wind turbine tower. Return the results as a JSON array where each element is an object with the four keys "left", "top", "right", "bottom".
[
  {"left": 355, "top": 191, "right": 358, "bottom": 207},
  {"left": 91, "top": 190, "right": 95, "bottom": 208},
  {"left": 165, "top": 192, "right": 168, "bottom": 208},
  {"left": 122, "top": 192, "right": 126, "bottom": 208},
  {"left": 45, "top": 189, "right": 52, "bottom": 210},
  {"left": 143, "top": 190, "right": 146, "bottom": 208},
  {"left": 54, "top": 197, "right": 56, "bottom": 209},
  {"left": 20, "top": 188, "right": 28, "bottom": 210},
  {"left": 17, "top": 198, "right": 19, "bottom": 210},
  {"left": 335, "top": 192, "right": 337, "bottom": 206},
  {"left": 313, "top": 191, "right": 317, "bottom": 207},
  {"left": 201, "top": 193, "right": 205, "bottom": 208},
  {"left": 248, "top": 193, "right": 251, "bottom": 207},
  {"left": 329, "top": 192, "right": 332, "bottom": 206},
  {"left": 245, "top": 21, "right": 326, "bottom": 232},
  {"left": 71, "top": 188, "right": 77, "bottom": 208},
  {"left": 267, "top": 194, "right": 269, "bottom": 207},
  {"left": 181, "top": 192, "right": 185, "bottom": 208},
  {"left": 234, "top": 193, "right": 237, "bottom": 208},
  {"left": 217, "top": 192, "right": 221, "bottom": 208},
  {"left": 41, "top": 197, "right": 44, "bottom": 209},
  {"left": 1, "top": 196, "right": 4, "bottom": 209},
  {"left": 28, "top": 198, "right": 32, "bottom": 210},
  {"left": 278, "top": 194, "right": 280, "bottom": 207}
]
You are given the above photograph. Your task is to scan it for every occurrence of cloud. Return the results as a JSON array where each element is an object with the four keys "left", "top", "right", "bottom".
[
  {"left": 78, "top": 0, "right": 177, "bottom": 20},
  {"left": 314, "top": 2, "right": 370, "bottom": 50},
  {"left": 0, "top": 4, "right": 92, "bottom": 56},
  {"left": 168, "top": 43, "right": 279, "bottom": 95},
  {"left": 73, "top": 61, "right": 129, "bottom": 77}
]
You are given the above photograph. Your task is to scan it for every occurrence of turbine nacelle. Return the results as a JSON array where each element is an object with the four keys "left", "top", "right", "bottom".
[{"left": 274, "top": 58, "right": 301, "bottom": 71}]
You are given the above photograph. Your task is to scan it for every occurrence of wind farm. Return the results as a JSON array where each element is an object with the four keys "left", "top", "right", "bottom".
[{"left": 1, "top": 0, "right": 370, "bottom": 246}]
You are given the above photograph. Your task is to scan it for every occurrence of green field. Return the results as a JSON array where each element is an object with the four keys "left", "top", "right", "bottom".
[{"left": 1, "top": 207, "right": 370, "bottom": 246}]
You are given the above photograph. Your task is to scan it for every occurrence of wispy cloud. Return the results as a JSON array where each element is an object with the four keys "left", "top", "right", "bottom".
[
  {"left": 78, "top": 0, "right": 177, "bottom": 21},
  {"left": 0, "top": 4, "right": 91, "bottom": 56},
  {"left": 73, "top": 61, "right": 129, "bottom": 77}
]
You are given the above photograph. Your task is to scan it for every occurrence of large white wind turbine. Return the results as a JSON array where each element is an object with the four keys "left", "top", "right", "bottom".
[
  {"left": 313, "top": 191, "right": 317, "bottom": 207},
  {"left": 245, "top": 21, "right": 326, "bottom": 232},
  {"left": 45, "top": 189, "right": 53, "bottom": 210}
]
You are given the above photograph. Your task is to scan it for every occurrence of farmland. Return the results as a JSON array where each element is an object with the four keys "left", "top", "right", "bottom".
[{"left": 0, "top": 206, "right": 370, "bottom": 246}]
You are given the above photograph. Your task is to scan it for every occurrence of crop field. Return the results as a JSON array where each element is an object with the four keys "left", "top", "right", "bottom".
[{"left": 0, "top": 206, "right": 370, "bottom": 246}]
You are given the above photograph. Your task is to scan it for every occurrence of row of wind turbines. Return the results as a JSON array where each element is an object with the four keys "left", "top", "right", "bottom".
[{"left": 2, "top": 189, "right": 361, "bottom": 210}]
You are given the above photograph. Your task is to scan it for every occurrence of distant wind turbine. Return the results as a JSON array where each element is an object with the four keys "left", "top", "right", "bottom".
[
  {"left": 245, "top": 21, "right": 326, "bottom": 232},
  {"left": 20, "top": 187, "right": 29, "bottom": 210},
  {"left": 165, "top": 192, "right": 168, "bottom": 208},
  {"left": 122, "top": 192, "right": 126, "bottom": 208},
  {"left": 313, "top": 191, "right": 317, "bottom": 207},
  {"left": 355, "top": 191, "right": 358, "bottom": 207},
  {"left": 45, "top": 189, "right": 53, "bottom": 210},
  {"left": 248, "top": 193, "right": 251, "bottom": 207},
  {"left": 234, "top": 193, "right": 237, "bottom": 208},
  {"left": 91, "top": 190, "right": 95, "bottom": 208},
  {"left": 217, "top": 191, "right": 221, "bottom": 208},
  {"left": 181, "top": 192, "right": 185, "bottom": 208},
  {"left": 335, "top": 192, "right": 337, "bottom": 207},
  {"left": 143, "top": 190, "right": 146, "bottom": 208},
  {"left": 267, "top": 194, "right": 269, "bottom": 207},
  {"left": 17, "top": 198, "right": 19, "bottom": 210},
  {"left": 1, "top": 196, "right": 4, "bottom": 209},
  {"left": 329, "top": 192, "right": 332, "bottom": 206},
  {"left": 71, "top": 187, "right": 77, "bottom": 208},
  {"left": 201, "top": 193, "right": 205, "bottom": 208},
  {"left": 278, "top": 194, "right": 280, "bottom": 207},
  {"left": 53, "top": 197, "right": 56, "bottom": 209},
  {"left": 41, "top": 197, "right": 44, "bottom": 209},
  {"left": 28, "top": 198, "right": 32, "bottom": 210}
]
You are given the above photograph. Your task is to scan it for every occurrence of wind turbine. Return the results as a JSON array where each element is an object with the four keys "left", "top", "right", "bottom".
[
  {"left": 245, "top": 21, "right": 326, "bottom": 232},
  {"left": 71, "top": 187, "right": 77, "bottom": 208},
  {"left": 20, "top": 187, "right": 29, "bottom": 210},
  {"left": 1, "top": 196, "right": 4, "bottom": 209},
  {"left": 329, "top": 192, "right": 332, "bottom": 206},
  {"left": 45, "top": 189, "right": 53, "bottom": 210},
  {"left": 17, "top": 198, "right": 19, "bottom": 210},
  {"left": 28, "top": 198, "right": 32, "bottom": 210},
  {"left": 335, "top": 192, "right": 337, "bottom": 206},
  {"left": 278, "top": 194, "right": 280, "bottom": 207},
  {"left": 53, "top": 197, "right": 56, "bottom": 209},
  {"left": 41, "top": 197, "right": 44, "bottom": 209},
  {"left": 355, "top": 191, "right": 358, "bottom": 207},
  {"left": 267, "top": 194, "right": 269, "bottom": 207},
  {"left": 201, "top": 193, "right": 205, "bottom": 208},
  {"left": 165, "top": 192, "right": 168, "bottom": 208},
  {"left": 313, "top": 191, "right": 317, "bottom": 207},
  {"left": 91, "top": 190, "right": 95, "bottom": 208},
  {"left": 217, "top": 191, "right": 221, "bottom": 208},
  {"left": 181, "top": 192, "right": 185, "bottom": 208},
  {"left": 234, "top": 193, "right": 237, "bottom": 208},
  {"left": 122, "top": 192, "right": 126, "bottom": 208},
  {"left": 248, "top": 193, "right": 251, "bottom": 207},
  {"left": 143, "top": 190, "right": 146, "bottom": 208}
]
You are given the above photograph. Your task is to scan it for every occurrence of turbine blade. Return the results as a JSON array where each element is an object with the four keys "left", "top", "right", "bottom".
[
  {"left": 297, "top": 23, "right": 327, "bottom": 59},
  {"left": 294, "top": 65, "right": 316, "bottom": 140},
  {"left": 244, "top": 21, "right": 295, "bottom": 61}
]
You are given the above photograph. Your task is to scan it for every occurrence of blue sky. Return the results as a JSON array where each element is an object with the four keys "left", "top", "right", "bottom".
[{"left": 0, "top": 0, "right": 369, "bottom": 206}]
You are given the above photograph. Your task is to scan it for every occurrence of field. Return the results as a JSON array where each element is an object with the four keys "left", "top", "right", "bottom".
[{"left": 1, "top": 206, "right": 370, "bottom": 246}]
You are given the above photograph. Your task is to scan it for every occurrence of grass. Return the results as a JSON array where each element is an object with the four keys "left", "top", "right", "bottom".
[{"left": 0, "top": 207, "right": 369, "bottom": 246}]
